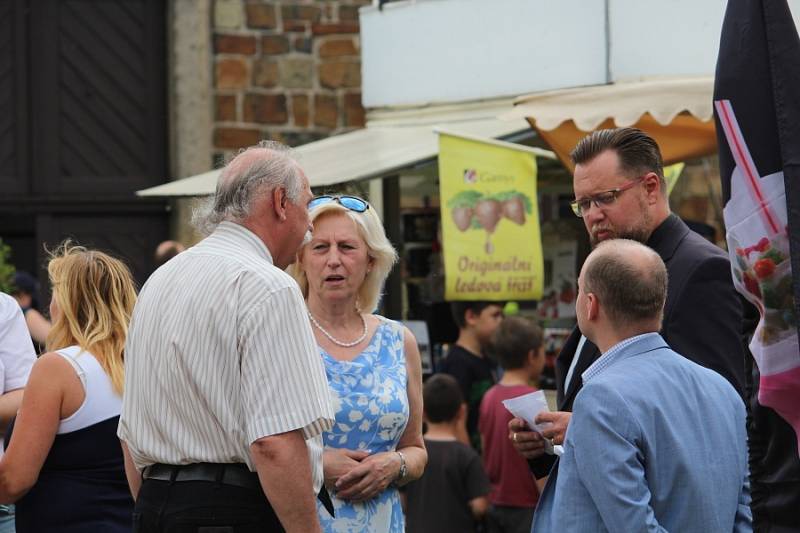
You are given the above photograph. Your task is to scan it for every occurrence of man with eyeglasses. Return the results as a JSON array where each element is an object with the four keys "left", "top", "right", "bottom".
[{"left": 510, "top": 127, "right": 746, "bottom": 483}]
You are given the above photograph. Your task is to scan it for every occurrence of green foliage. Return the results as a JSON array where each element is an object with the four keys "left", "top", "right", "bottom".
[
  {"left": 0, "top": 239, "right": 16, "bottom": 294},
  {"left": 761, "top": 248, "right": 786, "bottom": 264},
  {"left": 447, "top": 190, "right": 483, "bottom": 209}
]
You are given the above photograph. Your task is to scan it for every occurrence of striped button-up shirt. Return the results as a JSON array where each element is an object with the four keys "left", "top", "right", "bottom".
[{"left": 118, "top": 221, "right": 334, "bottom": 491}]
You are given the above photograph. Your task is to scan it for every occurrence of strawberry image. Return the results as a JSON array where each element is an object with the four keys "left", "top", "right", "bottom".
[
  {"left": 502, "top": 196, "right": 526, "bottom": 225},
  {"left": 754, "top": 258, "right": 776, "bottom": 279},
  {"left": 451, "top": 206, "right": 473, "bottom": 232},
  {"left": 475, "top": 199, "right": 502, "bottom": 233},
  {"left": 446, "top": 190, "right": 482, "bottom": 232}
]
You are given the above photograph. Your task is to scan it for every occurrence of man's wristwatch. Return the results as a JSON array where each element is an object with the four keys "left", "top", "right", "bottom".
[{"left": 395, "top": 450, "right": 407, "bottom": 484}]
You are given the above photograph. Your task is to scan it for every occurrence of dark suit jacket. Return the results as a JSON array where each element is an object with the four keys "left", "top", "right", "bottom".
[{"left": 530, "top": 214, "right": 746, "bottom": 478}]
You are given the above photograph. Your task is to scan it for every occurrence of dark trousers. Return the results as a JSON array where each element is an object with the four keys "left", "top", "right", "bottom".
[
  {"left": 133, "top": 478, "right": 284, "bottom": 533},
  {"left": 487, "top": 505, "right": 535, "bottom": 533}
]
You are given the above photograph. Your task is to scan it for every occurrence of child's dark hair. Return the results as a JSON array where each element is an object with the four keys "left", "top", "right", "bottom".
[
  {"left": 423, "top": 374, "right": 464, "bottom": 423},
  {"left": 491, "top": 316, "right": 543, "bottom": 370},
  {"left": 450, "top": 301, "right": 502, "bottom": 328}
]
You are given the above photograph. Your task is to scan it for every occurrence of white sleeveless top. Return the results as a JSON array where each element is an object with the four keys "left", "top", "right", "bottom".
[{"left": 55, "top": 346, "right": 122, "bottom": 434}]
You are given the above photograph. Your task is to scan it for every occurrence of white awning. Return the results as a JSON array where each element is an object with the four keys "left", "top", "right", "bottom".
[
  {"left": 504, "top": 76, "right": 714, "bottom": 130},
  {"left": 502, "top": 76, "right": 717, "bottom": 170},
  {"left": 137, "top": 99, "right": 535, "bottom": 197}
]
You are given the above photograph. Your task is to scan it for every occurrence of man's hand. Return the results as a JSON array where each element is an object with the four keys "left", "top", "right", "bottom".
[
  {"left": 508, "top": 417, "right": 546, "bottom": 459},
  {"left": 535, "top": 411, "right": 572, "bottom": 445}
]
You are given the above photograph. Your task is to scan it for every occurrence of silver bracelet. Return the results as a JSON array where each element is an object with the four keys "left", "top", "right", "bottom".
[{"left": 395, "top": 450, "right": 407, "bottom": 484}]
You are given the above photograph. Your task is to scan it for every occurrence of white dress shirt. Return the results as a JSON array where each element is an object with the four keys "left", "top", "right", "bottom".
[{"left": 118, "top": 222, "right": 334, "bottom": 492}]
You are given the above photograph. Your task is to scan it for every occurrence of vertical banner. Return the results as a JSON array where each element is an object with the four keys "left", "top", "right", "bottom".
[
  {"left": 713, "top": 0, "right": 800, "bottom": 455},
  {"left": 663, "top": 162, "right": 686, "bottom": 196},
  {"left": 438, "top": 131, "right": 544, "bottom": 301}
]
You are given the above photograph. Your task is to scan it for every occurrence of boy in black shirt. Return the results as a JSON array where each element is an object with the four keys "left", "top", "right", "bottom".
[
  {"left": 405, "top": 374, "right": 490, "bottom": 533},
  {"left": 440, "top": 301, "right": 504, "bottom": 449}
]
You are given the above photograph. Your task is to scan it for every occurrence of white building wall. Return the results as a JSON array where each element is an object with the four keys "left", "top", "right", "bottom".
[
  {"left": 608, "top": 0, "right": 729, "bottom": 81},
  {"left": 361, "top": 0, "right": 800, "bottom": 108},
  {"left": 360, "top": 0, "right": 606, "bottom": 108}
]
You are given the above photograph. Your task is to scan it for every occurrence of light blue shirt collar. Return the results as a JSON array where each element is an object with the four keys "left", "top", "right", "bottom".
[{"left": 581, "top": 332, "right": 662, "bottom": 385}]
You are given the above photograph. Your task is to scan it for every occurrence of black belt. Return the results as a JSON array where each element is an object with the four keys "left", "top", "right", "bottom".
[{"left": 142, "top": 463, "right": 334, "bottom": 517}]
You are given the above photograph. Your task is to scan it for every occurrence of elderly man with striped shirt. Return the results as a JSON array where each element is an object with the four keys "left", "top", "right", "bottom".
[{"left": 118, "top": 142, "right": 336, "bottom": 532}]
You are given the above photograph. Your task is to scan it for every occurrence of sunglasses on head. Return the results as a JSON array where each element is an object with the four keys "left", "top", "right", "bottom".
[{"left": 308, "top": 195, "right": 370, "bottom": 213}]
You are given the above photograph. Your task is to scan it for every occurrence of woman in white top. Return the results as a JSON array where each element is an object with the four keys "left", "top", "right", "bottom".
[{"left": 0, "top": 242, "right": 137, "bottom": 532}]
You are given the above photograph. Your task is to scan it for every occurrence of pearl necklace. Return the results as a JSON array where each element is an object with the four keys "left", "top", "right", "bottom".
[{"left": 308, "top": 311, "right": 368, "bottom": 347}]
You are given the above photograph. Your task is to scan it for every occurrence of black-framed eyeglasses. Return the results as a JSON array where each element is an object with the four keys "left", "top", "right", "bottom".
[
  {"left": 569, "top": 176, "right": 646, "bottom": 217},
  {"left": 308, "top": 195, "right": 370, "bottom": 213}
]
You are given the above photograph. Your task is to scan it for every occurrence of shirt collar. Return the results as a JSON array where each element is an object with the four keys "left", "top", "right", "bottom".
[
  {"left": 215, "top": 221, "right": 274, "bottom": 264},
  {"left": 581, "top": 332, "right": 663, "bottom": 384}
]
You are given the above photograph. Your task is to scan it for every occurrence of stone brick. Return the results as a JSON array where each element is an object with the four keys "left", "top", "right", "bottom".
[
  {"left": 214, "top": 34, "right": 257, "bottom": 55},
  {"left": 319, "top": 38, "right": 358, "bottom": 58},
  {"left": 214, "top": 127, "right": 261, "bottom": 149},
  {"left": 261, "top": 35, "right": 289, "bottom": 55},
  {"left": 252, "top": 58, "right": 279, "bottom": 87},
  {"left": 279, "top": 57, "right": 313, "bottom": 89},
  {"left": 281, "top": 5, "right": 321, "bottom": 23},
  {"left": 319, "top": 61, "right": 361, "bottom": 88},
  {"left": 293, "top": 36, "right": 312, "bottom": 53},
  {"left": 292, "top": 94, "right": 309, "bottom": 127},
  {"left": 343, "top": 92, "right": 365, "bottom": 127},
  {"left": 283, "top": 20, "right": 307, "bottom": 32},
  {"left": 243, "top": 93, "right": 288, "bottom": 124},
  {"left": 245, "top": 3, "right": 277, "bottom": 29},
  {"left": 312, "top": 22, "right": 359, "bottom": 35},
  {"left": 214, "top": 0, "right": 242, "bottom": 29},
  {"left": 215, "top": 58, "right": 249, "bottom": 89},
  {"left": 215, "top": 94, "right": 237, "bottom": 121},
  {"left": 314, "top": 93, "right": 338, "bottom": 128},
  {"left": 338, "top": 5, "right": 361, "bottom": 21}
]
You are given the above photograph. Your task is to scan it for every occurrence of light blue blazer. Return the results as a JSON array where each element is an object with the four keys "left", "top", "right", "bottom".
[{"left": 533, "top": 333, "right": 752, "bottom": 532}]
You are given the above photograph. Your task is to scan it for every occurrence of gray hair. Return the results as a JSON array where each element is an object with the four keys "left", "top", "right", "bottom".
[
  {"left": 192, "top": 141, "right": 304, "bottom": 235},
  {"left": 583, "top": 239, "right": 668, "bottom": 330}
]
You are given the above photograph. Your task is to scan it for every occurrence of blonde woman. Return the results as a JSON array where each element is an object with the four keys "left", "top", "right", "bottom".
[
  {"left": 0, "top": 243, "right": 136, "bottom": 532},
  {"left": 288, "top": 195, "right": 427, "bottom": 532}
]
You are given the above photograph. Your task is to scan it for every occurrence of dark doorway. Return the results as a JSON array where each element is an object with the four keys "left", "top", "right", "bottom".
[{"left": 0, "top": 0, "right": 169, "bottom": 296}]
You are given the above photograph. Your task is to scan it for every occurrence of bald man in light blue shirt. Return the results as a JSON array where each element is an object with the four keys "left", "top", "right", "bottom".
[{"left": 533, "top": 240, "right": 751, "bottom": 533}]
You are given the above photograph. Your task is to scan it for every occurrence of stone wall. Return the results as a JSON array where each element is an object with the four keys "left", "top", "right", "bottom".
[{"left": 212, "top": 0, "right": 370, "bottom": 160}]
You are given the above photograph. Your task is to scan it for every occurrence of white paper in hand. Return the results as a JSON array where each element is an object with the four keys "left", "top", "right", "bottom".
[{"left": 502, "top": 390, "right": 563, "bottom": 456}]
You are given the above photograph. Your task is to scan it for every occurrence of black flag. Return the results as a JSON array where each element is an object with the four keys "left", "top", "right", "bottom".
[
  {"left": 714, "top": 0, "right": 800, "bottom": 447},
  {"left": 714, "top": 0, "right": 800, "bottom": 528}
]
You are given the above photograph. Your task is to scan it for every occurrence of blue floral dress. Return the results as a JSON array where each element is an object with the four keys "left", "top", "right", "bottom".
[{"left": 317, "top": 317, "right": 409, "bottom": 533}]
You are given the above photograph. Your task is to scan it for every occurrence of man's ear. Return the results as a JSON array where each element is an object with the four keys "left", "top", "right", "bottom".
[
  {"left": 272, "top": 187, "right": 288, "bottom": 222},
  {"left": 587, "top": 292, "right": 599, "bottom": 322},
  {"left": 643, "top": 172, "right": 662, "bottom": 203}
]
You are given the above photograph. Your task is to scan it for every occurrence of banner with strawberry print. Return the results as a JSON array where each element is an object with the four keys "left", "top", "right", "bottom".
[
  {"left": 437, "top": 131, "right": 543, "bottom": 301},
  {"left": 713, "top": 0, "right": 800, "bottom": 454}
]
